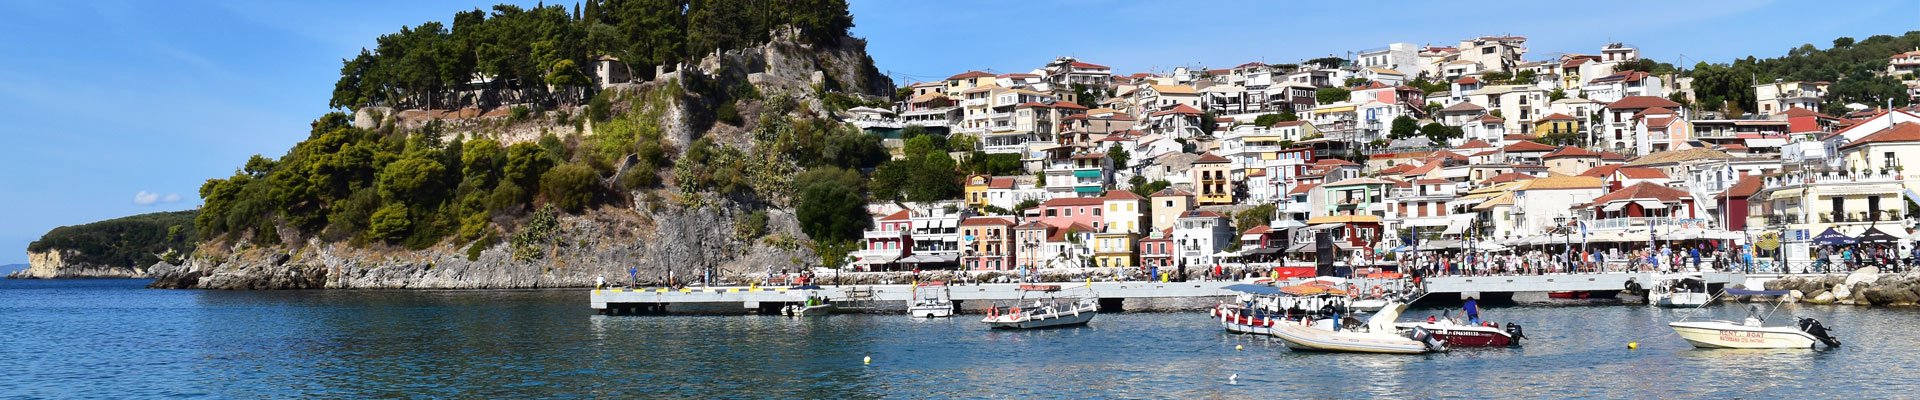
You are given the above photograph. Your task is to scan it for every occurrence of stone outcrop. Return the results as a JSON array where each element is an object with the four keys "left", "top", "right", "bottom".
[
  {"left": 1766, "top": 272, "right": 1920, "bottom": 306},
  {"left": 6, "top": 249, "right": 150, "bottom": 279},
  {"left": 151, "top": 200, "right": 813, "bottom": 290}
]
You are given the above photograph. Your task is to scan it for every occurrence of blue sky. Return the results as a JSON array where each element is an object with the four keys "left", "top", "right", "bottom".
[{"left": 0, "top": 0, "right": 1912, "bottom": 264}]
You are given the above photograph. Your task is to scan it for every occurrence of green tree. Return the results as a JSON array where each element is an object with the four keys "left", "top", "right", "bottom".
[
  {"left": 1421, "top": 122, "right": 1463, "bottom": 144},
  {"left": 368, "top": 203, "right": 412, "bottom": 242},
  {"left": 1315, "top": 87, "right": 1349, "bottom": 105},
  {"left": 1107, "top": 144, "right": 1130, "bottom": 169},
  {"left": 1389, "top": 115, "right": 1419, "bottom": 139},
  {"left": 1549, "top": 88, "right": 1567, "bottom": 101},
  {"left": 795, "top": 179, "right": 868, "bottom": 243},
  {"left": 540, "top": 162, "right": 600, "bottom": 213},
  {"left": 1833, "top": 37, "right": 1855, "bottom": 48},
  {"left": 1343, "top": 77, "right": 1369, "bottom": 87}
]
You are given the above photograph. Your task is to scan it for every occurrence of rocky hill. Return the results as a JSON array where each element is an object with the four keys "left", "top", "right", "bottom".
[
  {"left": 148, "top": 26, "right": 891, "bottom": 290},
  {"left": 10, "top": 210, "right": 196, "bottom": 279}
]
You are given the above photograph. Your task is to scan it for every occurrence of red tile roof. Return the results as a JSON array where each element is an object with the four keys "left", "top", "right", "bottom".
[
  {"left": 1102, "top": 190, "right": 1145, "bottom": 200},
  {"left": 1503, "top": 140, "right": 1554, "bottom": 152},
  {"left": 1590, "top": 182, "right": 1690, "bottom": 205},
  {"left": 988, "top": 177, "right": 1015, "bottom": 189},
  {"left": 1616, "top": 167, "right": 1669, "bottom": 180},
  {"left": 1457, "top": 139, "right": 1495, "bottom": 149},
  {"left": 1440, "top": 102, "right": 1485, "bottom": 113},
  {"left": 1315, "top": 158, "right": 1360, "bottom": 167},
  {"left": 946, "top": 70, "right": 994, "bottom": 80},
  {"left": 1536, "top": 113, "right": 1577, "bottom": 122},
  {"left": 960, "top": 216, "right": 1016, "bottom": 226},
  {"left": 1193, "top": 152, "right": 1231, "bottom": 164},
  {"left": 1543, "top": 146, "right": 1600, "bottom": 158},
  {"left": 1070, "top": 61, "right": 1110, "bottom": 69},
  {"left": 1840, "top": 122, "right": 1920, "bottom": 150},
  {"left": 1606, "top": 96, "right": 1682, "bottom": 110},
  {"left": 1454, "top": 76, "right": 1480, "bottom": 85},
  {"left": 880, "top": 210, "right": 912, "bottom": 221},
  {"left": 1148, "top": 104, "right": 1205, "bottom": 117},
  {"left": 1181, "top": 210, "right": 1226, "bottom": 219},
  {"left": 1480, "top": 172, "right": 1535, "bottom": 184},
  {"left": 1580, "top": 164, "right": 1622, "bottom": 178},
  {"left": 1287, "top": 183, "right": 1319, "bottom": 195},
  {"left": 1723, "top": 175, "right": 1763, "bottom": 199},
  {"left": 1379, "top": 163, "right": 1417, "bottom": 175}
]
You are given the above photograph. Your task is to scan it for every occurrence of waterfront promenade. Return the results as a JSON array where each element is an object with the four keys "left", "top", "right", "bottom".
[{"left": 591, "top": 280, "right": 1243, "bottom": 314}]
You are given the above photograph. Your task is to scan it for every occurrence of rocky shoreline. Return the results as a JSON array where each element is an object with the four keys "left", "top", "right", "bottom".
[{"left": 1761, "top": 268, "right": 1920, "bottom": 306}]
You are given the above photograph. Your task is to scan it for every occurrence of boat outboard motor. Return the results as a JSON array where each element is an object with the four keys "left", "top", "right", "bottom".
[
  {"left": 1797, "top": 317, "right": 1842, "bottom": 348},
  {"left": 1504, "top": 322, "right": 1527, "bottom": 341},
  {"left": 1411, "top": 327, "right": 1448, "bottom": 352}
]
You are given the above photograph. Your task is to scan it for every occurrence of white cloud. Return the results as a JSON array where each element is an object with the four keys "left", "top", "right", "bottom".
[{"left": 133, "top": 190, "right": 182, "bottom": 206}]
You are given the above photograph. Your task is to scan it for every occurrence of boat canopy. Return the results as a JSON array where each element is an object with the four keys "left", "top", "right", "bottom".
[{"left": 1223, "top": 283, "right": 1286, "bottom": 295}]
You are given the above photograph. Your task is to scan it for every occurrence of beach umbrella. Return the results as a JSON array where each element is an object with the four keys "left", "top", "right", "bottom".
[{"left": 1810, "top": 228, "right": 1856, "bottom": 246}]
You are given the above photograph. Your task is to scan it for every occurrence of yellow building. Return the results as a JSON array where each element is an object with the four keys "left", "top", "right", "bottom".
[
  {"left": 1190, "top": 152, "right": 1235, "bottom": 205},
  {"left": 964, "top": 174, "right": 992, "bottom": 208},
  {"left": 1533, "top": 113, "right": 1579, "bottom": 138},
  {"left": 1091, "top": 232, "right": 1136, "bottom": 268}
]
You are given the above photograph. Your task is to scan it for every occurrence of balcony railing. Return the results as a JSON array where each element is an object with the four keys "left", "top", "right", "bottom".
[
  {"left": 1818, "top": 211, "right": 1903, "bottom": 223},
  {"left": 1764, "top": 170, "right": 1906, "bottom": 187},
  {"left": 1586, "top": 217, "right": 1711, "bottom": 231},
  {"left": 863, "top": 229, "right": 904, "bottom": 239}
]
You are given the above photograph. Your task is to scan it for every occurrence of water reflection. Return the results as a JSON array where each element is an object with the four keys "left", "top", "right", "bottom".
[{"left": 5, "top": 280, "right": 1920, "bottom": 398}]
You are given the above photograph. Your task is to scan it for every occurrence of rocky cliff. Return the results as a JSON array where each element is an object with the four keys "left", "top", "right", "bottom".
[
  {"left": 7, "top": 249, "right": 150, "bottom": 279},
  {"left": 151, "top": 199, "right": 812, "bottom": 289}
]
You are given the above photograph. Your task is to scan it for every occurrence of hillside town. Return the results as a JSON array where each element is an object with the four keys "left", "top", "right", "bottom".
[{"left": 837, "top": 36, "right": 1920, "bottom": 280}]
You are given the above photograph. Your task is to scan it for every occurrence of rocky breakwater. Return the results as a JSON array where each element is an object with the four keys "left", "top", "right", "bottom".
[
  {"left": 1764, "top": 267, "right": 1920, "bottom": 306},
  {"left": 6, "top": 249, "right": 151, "bottom": 279},
  {"left": 149, "top": 201, "right": 814, "bottom": 290}
]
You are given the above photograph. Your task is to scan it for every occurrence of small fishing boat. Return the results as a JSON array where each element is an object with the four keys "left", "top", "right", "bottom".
[
  {"left": 982, "top": 298, "right": 1098, "bottom": 329},
  {"left": 1547, "top": 291, "right": 1590, "bottom": 299},
  {"left": 1392, "top": 298, "right": 1522, "bottom": 348},
  {"left": 908, "top": 281, "right": 954, "bottom": 318},
  {"left": 782, "top": 290, "right": 834, "bottom": 316},
  {"left": 1268, "top": 302, "right": 1447, "bottom": 354},
  {"left": 1647, "top": 273, "right": 1712, "bottom": 308},
  {"left": 1668, "top": 289, "right": 1841, "bottom": 349}
]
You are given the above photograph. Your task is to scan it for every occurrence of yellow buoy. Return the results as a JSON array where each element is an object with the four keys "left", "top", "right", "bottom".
[
  {"left": 1235, "top": 345, "right": 1244, "bottom": 351},
  {"left": 1627, "top": 342, "right": 1638, "bottom": 350},
  {"left": 863, "top": 356, "right": 872, "bottom": 365}
]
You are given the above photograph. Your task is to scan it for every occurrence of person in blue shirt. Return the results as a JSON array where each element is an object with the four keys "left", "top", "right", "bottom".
[
  {"left": 1690, "top": 247, "right": 1701, "bottom": 271},
  {"left": 1463, "top": 298, "right": 1481, "bottom": 325}
]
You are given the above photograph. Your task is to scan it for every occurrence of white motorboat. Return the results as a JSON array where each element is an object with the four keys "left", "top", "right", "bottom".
[
  {"left": 981, "top": 298, "right": 1098, "bottom": 329},
  {"left": 1268, "top": 302, "right": 1447, "bottom": 354},
  {"left": 1647, "top": 273, "right": 1712, "bottom": 308},
  {"left": 1668, "top": 291, "right": 1842, "bottom": 349},
  {"left": 1211, "top": 302, "right": 1282, "bottom": 336},
  {"left": 908, "top": 282, "right": 954, "bottom": 318}
]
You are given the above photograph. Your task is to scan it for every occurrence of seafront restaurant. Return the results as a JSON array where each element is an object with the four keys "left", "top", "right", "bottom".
[{"left": 1570, "top": 182, "right": 1744, "bottom": 269}]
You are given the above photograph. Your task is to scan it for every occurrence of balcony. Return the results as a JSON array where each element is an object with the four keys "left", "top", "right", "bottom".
[
  {"left": 864, "top": 229, "right": 904, "bottom": 239},
  {"left": 1763, "top": 170, "right": 1906, "bottom": 187},
  {"left": 1586, "top": 217, "right": 1711, "bottom": 231},
  {"left": 1818, "top": 211, "right": 1903, "bottom": 224}
]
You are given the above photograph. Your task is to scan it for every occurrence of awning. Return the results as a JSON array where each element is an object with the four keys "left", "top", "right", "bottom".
[
  {"left": 1421, "top": 239, "right": 1463, "bottom": 249},
  {"left": 1073, "top": 170, "right": 1103, "bottom": 178},
  {"left": 1075, "top": 185, "right": 1104, "bottom": 193},
  {"left": 1304, "top": 223, "right": 1345, "bottom": 231},
  {"left": 1287, "top": 243, "right": 1314, "bottom": 253},
  {"left": 859, "top": 255, "right": 898, "bottom": 265},
  {"left": 1442, "top": 223, "right": 1468, "bottom": 235},
  {"left": 938, "top": 218, "right": 955, "bottom": 229},
  {"left": 1603, "top": 202, "right": 1628, "bottom": 212},
  {"left": 1634, "top": 200, "right": 1668, "bottom": 209}
]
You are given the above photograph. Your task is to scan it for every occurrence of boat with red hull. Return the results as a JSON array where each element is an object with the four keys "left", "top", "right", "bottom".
[
  {"left": 1393, "top": 321, "right": 1522, "bottom": 347},
  {"left": 1548, "top": 291, "right": 1590, "bottom": 299}
]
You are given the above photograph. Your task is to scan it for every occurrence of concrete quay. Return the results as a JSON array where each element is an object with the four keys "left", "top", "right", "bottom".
[{"left": 591, "top": 280, "right": 1243, "bottom": 315}]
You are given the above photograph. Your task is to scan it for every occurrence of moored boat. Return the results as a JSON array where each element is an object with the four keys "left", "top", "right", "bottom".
[
  {"left": 908, "top": 281, "right": 954, "bottom": 318},
  {"left": 782, "top": 295, "right": 835, "bottom": 316},
  {"left": 1647, "top": 273, "right": 1712, "bottom": 308},
  {"left": 1547, "top": 291, "right": 1590, "bottom": 299},
  {"left": 1668, "top": 290, "right": 1841, "bottom": 349},
  {"left": 982, "top": 298, "right": 1098, "bottom": 329},
  {"left": 1267, "top": 302, "right": 1447, "bottom": 354}
]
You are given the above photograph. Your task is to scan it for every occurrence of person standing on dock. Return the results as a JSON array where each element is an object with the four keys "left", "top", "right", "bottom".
[{"left": 627, "top": 267, "right": 637, "bottom": 286}]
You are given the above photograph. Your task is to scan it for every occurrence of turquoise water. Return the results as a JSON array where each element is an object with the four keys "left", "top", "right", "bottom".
[{"left": 3, "top": 279, "right": 1916, "bottom": 398}]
